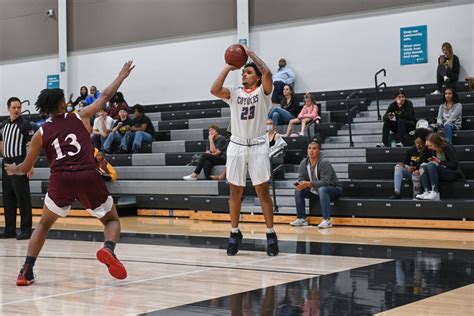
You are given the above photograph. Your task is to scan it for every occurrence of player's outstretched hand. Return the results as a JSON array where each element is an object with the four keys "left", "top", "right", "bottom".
[{"left": 119, "top": 61, "right": 135, "bottom": 79}]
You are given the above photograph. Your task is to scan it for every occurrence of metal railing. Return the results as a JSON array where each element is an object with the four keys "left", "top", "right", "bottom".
[
  {"left": 306, "top": 119, "right": 321, "bottom": 143},
  {"left": 374, "top": 69, "right": 387, "bottom": 121},
  {"left": 21, "top": 100, "right": 30, "bottom": 106},
  {"left": 345, "top": 91, "right": 359, "bottom": 148},
  {"left": 270, "top": 147, "right": 285, "bottom": 213}
]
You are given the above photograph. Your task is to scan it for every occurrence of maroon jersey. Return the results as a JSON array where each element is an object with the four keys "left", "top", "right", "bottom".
[{"left": 40, "top": 112, "right": 97, "bottom": 173}]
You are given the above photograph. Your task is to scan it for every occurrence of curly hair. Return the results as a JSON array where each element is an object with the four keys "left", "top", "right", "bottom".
[{"left": 35, "top": 88, "right": 65, "bottom": 115}]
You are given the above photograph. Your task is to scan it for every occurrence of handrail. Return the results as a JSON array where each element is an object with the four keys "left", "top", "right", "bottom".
[
  {"left": 21, "top": 110, "right": 31, "bottom": 115},
  {"left": 270, "top": 147, "right": 285, "bottom": 213},
  {"left": 345, "top": 91, "right": 359, "bottom": 148},
  {"left": 374, "top": 68, "right": 387, "bottom": 121},
  {"left": 21, "top": 100, "right": 30, "bottom": 106},
  {"left": 306, "top": 118, "right": 321, "bottom": 143}
]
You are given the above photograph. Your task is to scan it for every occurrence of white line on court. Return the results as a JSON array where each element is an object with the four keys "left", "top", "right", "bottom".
[{"left": 1, "top": 253, "right": 300, "bottom": 306}]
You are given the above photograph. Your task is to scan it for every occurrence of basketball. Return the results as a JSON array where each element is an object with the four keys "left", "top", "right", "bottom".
[{"left": 225, "top": 44, "right": 248, "bottom": 68}]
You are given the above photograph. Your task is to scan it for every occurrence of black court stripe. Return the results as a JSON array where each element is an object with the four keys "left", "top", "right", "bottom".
[{"left": 0, "top": 255, "right": 318, "bottom": 276}]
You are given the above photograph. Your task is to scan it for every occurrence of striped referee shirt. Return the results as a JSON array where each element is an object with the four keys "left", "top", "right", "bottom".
[{"left": 0, "top": 116, "right": 35, "bottom": 159}]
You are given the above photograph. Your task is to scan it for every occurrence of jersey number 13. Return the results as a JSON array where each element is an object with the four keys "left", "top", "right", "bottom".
[{"left": 52, "top": 134, "right": 82, "bottom": 160}]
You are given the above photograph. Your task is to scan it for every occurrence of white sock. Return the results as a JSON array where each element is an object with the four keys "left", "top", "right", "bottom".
[
  {"left": 231, "top": 227, "right": 240, "bottom": 233},
  {"left": 266, "top": 227, "right": 275, "bottom": 234}
]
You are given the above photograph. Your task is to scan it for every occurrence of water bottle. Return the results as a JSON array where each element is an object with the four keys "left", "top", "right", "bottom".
[
  {"left": 412, "top": 180, "right": 421, "bottom": 199},
  {"left": 391, "top": 140, "right": 397, "bottom": 148}
]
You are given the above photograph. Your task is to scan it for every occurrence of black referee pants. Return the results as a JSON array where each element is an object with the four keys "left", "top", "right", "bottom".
[{"left": 1, "top": 157, "right": 32, "bottom": 235}]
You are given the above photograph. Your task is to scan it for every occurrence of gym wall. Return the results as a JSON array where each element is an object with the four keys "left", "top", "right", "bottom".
[{"left": 0, "top": 0, "right": 472, "bottom": 115}]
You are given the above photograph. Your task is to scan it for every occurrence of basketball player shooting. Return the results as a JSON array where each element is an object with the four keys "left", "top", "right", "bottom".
[
  {"left": 210, "top": 45, "right": 278, "bottom": 256},
  {"left": 4, "top": 61, "right": 135, "bottom": 286}
]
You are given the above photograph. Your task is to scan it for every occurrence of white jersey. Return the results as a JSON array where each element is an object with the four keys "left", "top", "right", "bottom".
[{"left": 224, "top": 85, "right": 273, "bottom": 139}]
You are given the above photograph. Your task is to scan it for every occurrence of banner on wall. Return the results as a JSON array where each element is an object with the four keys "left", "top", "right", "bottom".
[
  {"left": 400, "top": 25, "right": 428, "bottom": 65},
  {"left": 47, "top": 74, "right": 60, "bottom": 89}
]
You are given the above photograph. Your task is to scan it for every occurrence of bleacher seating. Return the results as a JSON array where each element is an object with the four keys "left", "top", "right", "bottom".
[{"left": 1, "top": 81, "right": 473, "bottom": 223}]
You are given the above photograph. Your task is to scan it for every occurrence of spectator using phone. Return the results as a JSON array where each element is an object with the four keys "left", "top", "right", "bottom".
[
  {"left": 416, "top": 132, "right": 464, "bottom": 200},
  {"left": 377, "top": 90, "right": 416, "bottom": 147}
]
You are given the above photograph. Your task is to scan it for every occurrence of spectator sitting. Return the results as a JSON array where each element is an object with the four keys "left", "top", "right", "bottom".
[
  {"left": 92, "top": 108, "right": 114, "bottom": 150},
  {"left": 119, "top": 104, "right": 155, "bottom": 153},
  {"left": 272, "top": 58, "right": 296, "bottom": 104},
  {"left": 268, "top": 84, "right": 301, "bottom": 125},
  {"left": 431, "top": 42, "right": 460, "bottom": 95},
  {"left": 84, "top": 85, "right": 101, "bottom": 105},
  {"left": 291, "top": 140, "right": 341, "bottom": 228},
  {"left": 210, "top": 120, "right": 287, "bottom": 180},
  {"left": 108, "top": 92, "right": 129, "bottom": 120},
  {"left": 389, "top": 131, "right": 430, "bottom": 199},
  {"left": 103, "top": 109, "right": 132, "bottom": 154},
  {"left": 416, "top": 132, "right": 464, "bottom": 201},
  {"left": 183, "top": 125, "right": 229, "bottom": 180},
  {"left": 436, "top": 87, "right": 462, "bottom": 144},
  {"left": 94, "top": 149, "right": 117, "bottom": 181},
  {"left": 73, "top": 86, "right": 88, "bottom": 107},
  {"left": 377, "top": 90, "right": 416, "bottom": 148},
  {"left": 285, "top": 92, "right": 320, "bottom": 137}
]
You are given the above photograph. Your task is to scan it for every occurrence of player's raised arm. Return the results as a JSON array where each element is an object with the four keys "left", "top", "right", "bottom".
[
  {"left": 210, "top": 64, "right": 237, "bottom": 100},
  {"left": 242, "top": 46, "right": 272, "bottom": 96},
  {"left": 80, "top": 61, "right": 135, "bottom": 122},
  {"left": 4, "top": 131, "right": 42, "bottom": 176}
]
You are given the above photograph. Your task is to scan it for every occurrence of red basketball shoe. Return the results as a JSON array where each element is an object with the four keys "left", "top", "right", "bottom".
[{"left": 96, "top": 247, "right": 127, "bottom": 280}]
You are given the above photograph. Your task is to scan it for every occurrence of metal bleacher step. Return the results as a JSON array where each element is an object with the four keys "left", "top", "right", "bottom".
[
  {"left": 325, "top": 135, "right": 381, "bottom": 143},
  {"left": 337, "top": 129, "right": 381, "bottom": 136},
  {"left": 322, "top": 143, "right": 379, "bottom": 149}
]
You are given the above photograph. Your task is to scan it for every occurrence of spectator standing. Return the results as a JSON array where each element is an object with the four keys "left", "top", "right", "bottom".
[
  {"left": 108, "top": 92, "right": 129, "bottom": 120},
  {"left": 436, "top": 87, "right": 462, "bottom": 144},
  {"left": 272, "top": 58, "right": 296, "bottom": 104},
  {"left": 103, "top": 109, "right": 132, "bottom": 154},
  {"left": 0, "top": 97, "right": 35, "bottom": 240},
  {"left": 431, "top": 42, "right": 460, "bottom": 95},
  {"left": 285, "top": 93, "right": 320, "bottom": 137},
  {"left": 84, "top": 85, "right": 101, "bottom": 105},
  {"left": 268, "top": 84, "right": 301, "bottom": 125},
  {"left": 92, "top": 108, "right": 114, "bottom": 150},
  {"left": 377, "top": 90, "right": 416, "bottom": 147},
  {"left": 73, "top": 86, "right": 88, "bottom": 107},
  {"left": 291, "top": 141, "right": 341, "bottom": 228},
  {"left": 119, "top": 104, "right": 155, "bottom": 153},
  {"left": 183, "top": 125, "right": 229, "bottom": 180},
  {"left": 416, "top": 132, "right": 464, "bottom": 200}
]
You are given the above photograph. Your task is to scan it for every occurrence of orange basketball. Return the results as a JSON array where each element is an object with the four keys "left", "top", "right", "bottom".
[{"left": 224, "top": 44, "right": 248, "bottom": 69}]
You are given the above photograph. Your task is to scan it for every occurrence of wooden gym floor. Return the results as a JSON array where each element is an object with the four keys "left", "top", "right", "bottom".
[{"left": 0, "top": 215, "right": 473, "bottom": 315}]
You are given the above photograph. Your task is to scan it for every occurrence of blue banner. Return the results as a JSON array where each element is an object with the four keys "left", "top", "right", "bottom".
[
  {"left": 400, "top": 25, "right": 428, "bottom": 65},
  {"left": 47, "top": 74, "right": 60, "bottom": 89}
]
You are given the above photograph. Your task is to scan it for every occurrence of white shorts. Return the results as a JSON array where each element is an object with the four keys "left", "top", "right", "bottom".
[
  {"left": 45, "top": 194, "right": 114, "bottom": 219},
  {"left": 226, "top": 135, "right": 271, "bottom": 187}
]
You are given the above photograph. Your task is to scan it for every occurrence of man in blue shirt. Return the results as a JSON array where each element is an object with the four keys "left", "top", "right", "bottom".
[
  {"left": 84, "top": 85, "right": 102, "bottom": 105},
  {"left": 272, "top": 58, "right": 296, "bottom": 103}
]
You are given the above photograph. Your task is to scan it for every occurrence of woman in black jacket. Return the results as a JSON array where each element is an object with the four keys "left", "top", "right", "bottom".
[
  {"left": 268, "top": 84, "right": 301, "bottom": 125},
  {"left": 431, "top": 42, "right": 460, "bottom": 95},
  {"left": 73, "top": 86, "right": 88, "bottom": 106},
  {"left": 416, "top": 132, "right": 463, "bottom": 200}
]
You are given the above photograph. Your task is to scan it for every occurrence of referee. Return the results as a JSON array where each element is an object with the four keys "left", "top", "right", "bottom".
[{"left": 0, "top": 97, "right": 35, "bottom": 240}]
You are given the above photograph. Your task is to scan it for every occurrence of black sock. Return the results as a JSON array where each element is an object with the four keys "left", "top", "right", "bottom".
[
  {"left": 25, "top": 256, "right": 36, "bottom": 267},
  {"left": 104, "top": 240, "right": 116, "bottom": 252}
]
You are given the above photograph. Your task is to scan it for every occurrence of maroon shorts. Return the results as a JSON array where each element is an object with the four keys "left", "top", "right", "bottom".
[{"left": 45, "top": 169, "right": 113, "bottom": 218}]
